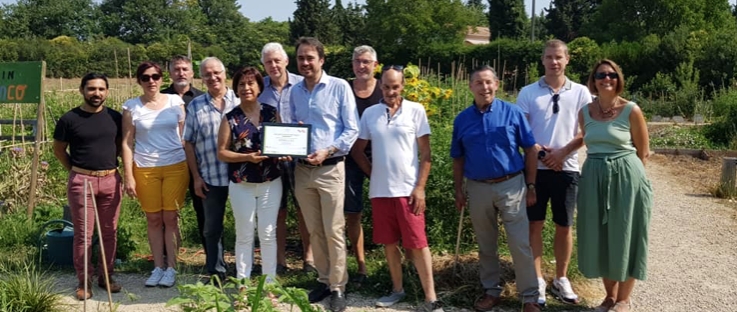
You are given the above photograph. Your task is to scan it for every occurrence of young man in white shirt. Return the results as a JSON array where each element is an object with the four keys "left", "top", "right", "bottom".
[{"left": 517, "top": 39, "right": 593, "bottom": 306}]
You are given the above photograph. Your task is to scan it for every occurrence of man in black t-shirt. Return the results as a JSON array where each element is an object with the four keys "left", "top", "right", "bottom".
[
  {"left": 161, "top": 55, "right": 207, "bottom": 255},
  {"left": 345, "top": 45, "right": 383, "bottom": 286},
  {"left": 53, "top": 73, "right": 123, "bottom": 301}
]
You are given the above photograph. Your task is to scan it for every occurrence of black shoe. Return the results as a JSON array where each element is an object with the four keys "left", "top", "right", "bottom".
[
  {"left": 276, "top": 263, "right": 288, "bottom": 275},
  {"left": 330, "top": 290, "right": 347, "bottom": 312},
  {"left": 308, "top": 283, "right": 331, "bottom": 303},
  {"left": 303, "top": 261, "right": 317, "bottom": 274},
  {"left": 204, "top": 273, "right": 227, "bottom": 287}
]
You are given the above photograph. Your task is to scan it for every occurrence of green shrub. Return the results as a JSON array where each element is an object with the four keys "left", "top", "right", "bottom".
[
  {"left": 168, "top": 275, "right": 322, "bottom": 312},
  {"left": 0, "top": 262, "right": 65, "bottom": 312}
]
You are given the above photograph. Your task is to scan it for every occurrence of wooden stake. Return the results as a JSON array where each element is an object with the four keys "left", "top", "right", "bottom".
[
  {"left": 114, "top": 49, "right": 119, "bottom": 79},
  {"left": 83, "top": 179, "right": 88, "bottom": 312},
  {"left": 720, "top": 157, "right": 737, "bottom": 197},
  {"left": 453, "top": 205, "right": 465, "bottom": 275},
  {"left": 88, "top": 180, "right": 114, "bottom": 311},
  {"left": 27, "top": 61, "right": 46, "bottom": 218},
  {"left": 127, "top": 48, "right": 133, "bottom": 98}
]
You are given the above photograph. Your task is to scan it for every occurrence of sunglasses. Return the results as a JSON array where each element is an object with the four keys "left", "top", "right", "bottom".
[
  {"left": 594, "top": 72, "right": 619, "bottom": 80},
  {"left": 552, "top": 94, "right": 560, "bottom": 114},
  {"left": 140, "top": 74, "right": 162, "bottom": 82},
  {"left": 382, "top": 65, "right": 404, "bottom": 72}
]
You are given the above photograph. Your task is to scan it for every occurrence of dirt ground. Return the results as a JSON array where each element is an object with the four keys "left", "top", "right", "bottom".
[{"left": 54, "top": 147, "right": 737, "bottom": 312}]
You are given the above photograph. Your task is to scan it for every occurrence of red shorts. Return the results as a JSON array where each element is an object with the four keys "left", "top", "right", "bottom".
[{"left": 371, "top": 197, "right": 428, "bottom": 249}]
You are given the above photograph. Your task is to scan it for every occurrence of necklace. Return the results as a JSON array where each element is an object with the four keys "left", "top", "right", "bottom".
[{"left": 598, "top": 97, "right": 617, "bottom": 118}]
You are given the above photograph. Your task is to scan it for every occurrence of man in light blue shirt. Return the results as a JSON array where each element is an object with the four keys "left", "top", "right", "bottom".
[
  {"left": 258, "top": 42, "right": 314, "bottom": 276},
  {"left": 289, "top": 37, "right": 358, "bottom": 312}
]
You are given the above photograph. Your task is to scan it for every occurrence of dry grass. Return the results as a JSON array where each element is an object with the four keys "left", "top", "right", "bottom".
[{"left": 431, "top": 252, "right": 604, "bottom": 309}]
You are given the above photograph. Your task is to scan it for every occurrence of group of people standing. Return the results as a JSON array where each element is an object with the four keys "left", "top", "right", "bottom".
[{"left": 52, "top": 37, "right": 652, "bottom": 312}]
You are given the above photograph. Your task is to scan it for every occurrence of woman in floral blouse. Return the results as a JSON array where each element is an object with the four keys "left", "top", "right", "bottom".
[{"left": 216, "top": 67, "right": 286, "bottom": 283}]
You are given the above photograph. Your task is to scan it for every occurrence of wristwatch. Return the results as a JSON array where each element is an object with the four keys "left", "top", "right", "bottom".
[
  {"left": 526, "top": 183, "right": 536, "bottom": 190},
  {"left": 327, "top": 147, "right": 336, "bottom": 158}
]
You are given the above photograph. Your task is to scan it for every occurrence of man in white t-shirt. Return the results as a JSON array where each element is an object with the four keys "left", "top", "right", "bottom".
[
  {"left": 517, "top": 39, "right": 593, "bottom": 307},
  {"left": 351, "top": 67, "right": 443, "bottom": 312}
]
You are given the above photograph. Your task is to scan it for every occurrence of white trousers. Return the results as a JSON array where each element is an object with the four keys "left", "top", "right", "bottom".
[{"left": 229, "top": 178, "right": 282, "bottom": 280}]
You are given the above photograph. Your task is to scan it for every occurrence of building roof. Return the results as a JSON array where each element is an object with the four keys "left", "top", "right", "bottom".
[{"left": 464, "top": 26, "right": 490, "bottom": 45}]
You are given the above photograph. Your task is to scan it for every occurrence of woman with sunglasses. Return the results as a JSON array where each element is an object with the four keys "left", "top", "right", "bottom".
[
  {"left": 576, "top": 59, "right": 652, "bottom": 312},
  {"left": 122, "top": 61, "right": 189, "bottom": 288},
  {"left": 216, "top": 67, "right": 288, "bottom": 291}
]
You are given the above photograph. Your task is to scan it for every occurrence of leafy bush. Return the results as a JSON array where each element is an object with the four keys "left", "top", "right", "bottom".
[
  {"left": 168, "top": 275, "right": 322, "bottom": 312},
  {"left": 0, "top": 262, "right": 64, "bottom": 312},
  {"left": 704, "top": 88, "right": 737, "bottom": 148},
  {"left": 650, "top": 126, "right": 717, "bottom": 149}
]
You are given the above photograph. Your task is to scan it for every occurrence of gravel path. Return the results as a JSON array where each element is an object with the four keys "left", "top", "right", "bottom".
[
  {"left": 55, "top": 153, "right": 737, "bottom": 312},
  {"left": 629, "top": 156, "right": 737, "bottom": 311}
]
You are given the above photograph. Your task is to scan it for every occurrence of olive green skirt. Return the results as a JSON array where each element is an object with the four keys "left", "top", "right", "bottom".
[{"left": 576, "top": 151, "right": 653, "bottom": 281}]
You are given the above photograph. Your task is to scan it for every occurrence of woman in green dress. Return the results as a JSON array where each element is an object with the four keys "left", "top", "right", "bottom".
[{"left": 576, "top": 59, "right": 653, "bottom": 312}]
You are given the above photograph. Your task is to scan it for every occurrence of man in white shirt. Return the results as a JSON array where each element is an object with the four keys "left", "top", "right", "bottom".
[
  {"left": 517, "top": 39, "right": 593, "bottom": 307},
  {"left": 351, "top": 67, "right": 443, "bottom": 312}
]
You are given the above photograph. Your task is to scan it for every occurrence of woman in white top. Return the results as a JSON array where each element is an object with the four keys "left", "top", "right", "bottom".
[{"left": 121, "top": 61, "right": 189, "bottom": 288}]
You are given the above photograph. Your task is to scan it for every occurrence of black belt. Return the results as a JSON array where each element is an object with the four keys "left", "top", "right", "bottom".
[{"left": 297, "top": 156, "right": 345, "bottom": 168}]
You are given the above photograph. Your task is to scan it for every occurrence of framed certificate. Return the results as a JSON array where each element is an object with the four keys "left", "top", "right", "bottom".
[{"left": 261, "top": 123, "right": 312, "bottom": 157}]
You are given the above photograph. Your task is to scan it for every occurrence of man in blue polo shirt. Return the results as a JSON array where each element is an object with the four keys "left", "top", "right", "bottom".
[{"left": 451, "top": 65, "right": 541, "bottom": 312}]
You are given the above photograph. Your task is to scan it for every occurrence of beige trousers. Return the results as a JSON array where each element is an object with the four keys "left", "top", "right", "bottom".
[{"left": 294, "top": 162, "right": 348, "bottom": 291}]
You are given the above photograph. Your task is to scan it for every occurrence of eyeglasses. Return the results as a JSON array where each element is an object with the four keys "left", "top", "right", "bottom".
[
  {"left": 203, "top": 71, "right": 224, "bottom": 80},
  {"left": 140, "top": 74, "right": 162, "bottom": 82},
  {"left": 382, "top": 65, "right": 404, "bottom": 72},
  {"left": 386, "top": 107, "right": 391, "bottom": 125},
  {"left": 594, "top": 72, "right": 619, "bottom": 80},
  {"left": 552, "top": 94, "right": 560, "bottom": 114}
]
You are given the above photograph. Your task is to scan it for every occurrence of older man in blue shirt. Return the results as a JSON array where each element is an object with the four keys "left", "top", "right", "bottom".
[
  {"left": 258, "top": 42, "right": 314, "bottom": 276},
  {"left": 288, "top": 37, "right": 358, "bottom": 312},
  {"left": 451, "top": 65, "right": 541, "bottom": 312}
]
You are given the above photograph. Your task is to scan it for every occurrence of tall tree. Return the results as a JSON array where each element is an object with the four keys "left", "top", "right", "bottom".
[
  {"left": 585, "top": 0, "right": 734, "bottom": 42},
  {"left": 365, "top": 0, "right": 469, "bottom": 60},
  {"left": 290, "top": 0, "right": 341, "bottom": 45},
  {"left": 487, "top": 0, "right": 527, "bottom": 39},
  {"left": 331, "top": 0, "right": 368, "bottom": 46},
  {"left": 2, "top": 0, "right": 99, "bottom": 40},
  {"left": 544, "top": 0, "right": 600, "bottom": 41},
  {"left": 467, "top": 0, "right": 485, "bottom": 8},
  {"left": 466, "top": 0, "right": 488, "bottom": 26},
  {"left": 99, "top": 0, "right": 199, "bottom": 44}
]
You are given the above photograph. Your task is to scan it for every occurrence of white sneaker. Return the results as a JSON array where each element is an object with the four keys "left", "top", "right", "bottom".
[
  {"left": 145, "top": 267, "right": 165, "bottom": 287},
  {"left": 551, "top": 277, "right": 579, "bottom": 304},
  {"left": 537, "top": 277, "right": 547, "bottom": 307},
  {"left": 158, "top": 267, "right": 176, "bottom": 287}
]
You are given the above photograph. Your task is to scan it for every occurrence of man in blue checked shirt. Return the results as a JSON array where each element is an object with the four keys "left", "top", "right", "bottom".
[
  {"left": 183, "top": 57, "right": 239, "bottom": 284},
  {"left": 288, "top": 37, "right": 359, "bottom": 312},
  {"left": 451, "top": 65, "right": 542, "bottom": 312}
]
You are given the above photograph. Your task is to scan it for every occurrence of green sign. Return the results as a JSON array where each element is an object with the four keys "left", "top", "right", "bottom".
[{"left": 0, "top": 61, "right": 44, "bottom": 104}]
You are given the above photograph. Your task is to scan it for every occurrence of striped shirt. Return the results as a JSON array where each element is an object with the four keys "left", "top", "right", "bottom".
[{"left": 183, "top": 89, "right": 239, "bottom": 186}]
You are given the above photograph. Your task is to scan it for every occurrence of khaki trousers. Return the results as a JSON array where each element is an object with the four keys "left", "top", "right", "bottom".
[
  {"left": 294, "top": 162, "right": 348, "bottom": 291},
  {"left": 467, "top": 175, "right": 539, "bottom": 303}
]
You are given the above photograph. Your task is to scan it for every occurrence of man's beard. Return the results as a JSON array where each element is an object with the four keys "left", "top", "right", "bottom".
[
  {"left": 84, "top": 97, "right": 104, "bottom": 107},
  {"left": 173, "top": 80, "right": 190, "bottom": 88}
]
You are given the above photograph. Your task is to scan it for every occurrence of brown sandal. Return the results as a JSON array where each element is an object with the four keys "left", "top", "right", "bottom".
[
  {"left": 594, "top": 297, "right": 615, "bottom": 312},
  {"left": 609, "top": 301, "right": 632, "bottom": 312}
]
